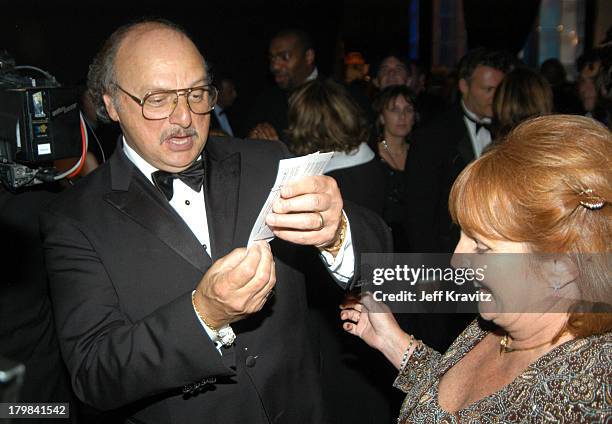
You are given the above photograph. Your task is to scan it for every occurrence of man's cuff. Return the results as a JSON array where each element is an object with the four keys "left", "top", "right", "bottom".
[{"left": 320, "top": 211, "right": 354, "bottom": 283}]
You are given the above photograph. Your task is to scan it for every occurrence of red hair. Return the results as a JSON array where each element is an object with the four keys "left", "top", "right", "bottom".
[{"left": 449, "top": 115, "right": 611, "bottom": 337}]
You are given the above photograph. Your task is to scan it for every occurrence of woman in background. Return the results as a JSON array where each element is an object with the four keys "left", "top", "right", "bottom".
[
  {"left": 286, "top": 78, "right": 398, "bottom": 424},
  {"left": 287, "top": 78, "right": 385, "bottom": 215},
  {"left": 492, "top": 67, "right": 553, "bottom": 138},
  {"left": 372, "top": 85, "right": 417, "bottom": 251}
]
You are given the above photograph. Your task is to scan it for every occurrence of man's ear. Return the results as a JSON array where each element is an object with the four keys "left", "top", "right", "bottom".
[
  {"left": 305, "top": 48, "right": 315, "bottom": 67},
  {"left": 458, "top": 78, "right": 470, "bottom": 98},
  {"left": 103, "top": 94, "right": 120, "bottom": 122}
]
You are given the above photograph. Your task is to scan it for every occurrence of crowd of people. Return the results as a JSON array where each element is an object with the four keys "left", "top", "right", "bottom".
[{"left": 1, "top": 17, "right": 610, "bottom": 424}]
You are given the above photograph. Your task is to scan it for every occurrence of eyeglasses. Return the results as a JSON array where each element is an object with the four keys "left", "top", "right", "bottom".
[{"left": 113, "top": 83, "right": 218, "bottom": 120}]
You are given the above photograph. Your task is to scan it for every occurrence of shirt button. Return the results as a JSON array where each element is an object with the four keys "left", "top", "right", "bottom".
[{"left": 185, "top": 200, "right": 190, "bottom": 205}]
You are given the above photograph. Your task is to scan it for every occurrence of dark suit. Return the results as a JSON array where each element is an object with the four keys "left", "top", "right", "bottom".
[
  {"left": 400, "top": 104, "right": 475, "bottom": 353},
  {"left": 404, "top": 104, "right": 474, "bottom": 254},
  {"left": 209, "top": 108, "right": 223, "bottom": 133},
  {"left": 210, "top": 108, "right": 234, "bottom": 136},
  {"left": 312, "top": 158, "right": 396, "bottom": 423},
  {"left": 244, "top": 84, "right": 290, "bottom": 139},
  {"left": 326, "top": 159, "right": 385, "bottom": 217},
  {"left": 40, "top": 136, "right": 390, "bottom": 424}
]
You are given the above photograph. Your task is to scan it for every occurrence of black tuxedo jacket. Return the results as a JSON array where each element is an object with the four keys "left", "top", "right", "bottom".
[
  {"left": 40, "top": 136, "right": 390, "bottom": 424},
  {"left": 403, "top": 104, "right": 474, "bottom": 253}
]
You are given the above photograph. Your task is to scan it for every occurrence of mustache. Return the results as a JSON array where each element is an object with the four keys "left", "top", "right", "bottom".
[{"left": 159, "top": 127, "right": 198, "bottom": 143}]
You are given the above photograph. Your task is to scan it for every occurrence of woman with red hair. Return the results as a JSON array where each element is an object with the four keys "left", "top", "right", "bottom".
[{"left": 341, "top": 115, "right": 611, "bottom": 422}]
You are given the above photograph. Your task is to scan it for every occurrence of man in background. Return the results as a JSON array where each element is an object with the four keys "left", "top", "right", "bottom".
[
  {"left": 401, "top": 48, "right": 513, "bottom": 352},
  {"left": 373, "top": 54, "right": 410, "bottom": 89},
  {"left": 406, "top": 48, "right": 513, "bottom": 254},
  {"left": 576, "top": 49, "right": 608, "bottom": 124},
  {"left": 210, "top": 74, "right": 237, "bottom": 136},
  {"left": 247, "top": 29, "right": 317, "bottom": 141}
]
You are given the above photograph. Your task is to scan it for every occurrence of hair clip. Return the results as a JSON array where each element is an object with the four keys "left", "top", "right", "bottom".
[{"left": 578, "top": 188, "right": 606, "bottom": 210}]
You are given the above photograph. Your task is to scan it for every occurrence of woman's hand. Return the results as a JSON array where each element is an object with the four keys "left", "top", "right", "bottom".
[{"left": 340, "top": 293, "right": 413, "bottom": 368}]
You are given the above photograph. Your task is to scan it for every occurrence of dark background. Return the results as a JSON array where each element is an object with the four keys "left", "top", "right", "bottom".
[
  {"left": 0, "top": 0, "right": 409, "bottom": 95},
  {"left": 1, "top": 0, "right": 597, "bottom": 124},
  {"left": 1, "top": 0, "right": 413, "bottom": 107}
]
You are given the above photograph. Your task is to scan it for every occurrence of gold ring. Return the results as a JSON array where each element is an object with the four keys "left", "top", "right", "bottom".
[{"left": 315, "top": 212, "right": 325, "bottom": 231}]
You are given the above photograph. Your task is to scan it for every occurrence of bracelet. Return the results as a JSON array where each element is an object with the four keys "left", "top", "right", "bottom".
[
  {"left": 191, "top": 291, "right": 236, "bottom": 347},
  {"left": 192, "top": 290, "right": 218, "bottom": 331},
  {"left": 399, "top": 335, "right": 416, "bottom": 370},
  {"left": 322, "top": 212, "right": 347, "bottom": 256}
]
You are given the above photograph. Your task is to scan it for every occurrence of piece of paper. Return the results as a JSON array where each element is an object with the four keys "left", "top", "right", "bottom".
[{"left": 248, "top": 151, "right": 334, "bottom": 246}]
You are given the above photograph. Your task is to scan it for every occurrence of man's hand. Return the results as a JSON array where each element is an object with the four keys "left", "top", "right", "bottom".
[
  {"left": 194, "top": 241, "right": 276, "bottom": 328},
  {"left": 248, "top": 122, "right": 280, "bottom": 141},
  {"left": 265, "top": 175, "right": 343, "bottom": 248}
]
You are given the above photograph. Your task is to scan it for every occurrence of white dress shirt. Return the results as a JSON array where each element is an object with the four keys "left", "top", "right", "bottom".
[
  {"left": 122, "top": 139, "right": 355, "bottom": 352},
  {"left": 462, "top": 101, "right": 492, "bottom": 158}
]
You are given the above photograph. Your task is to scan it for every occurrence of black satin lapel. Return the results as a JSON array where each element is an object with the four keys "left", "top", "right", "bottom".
[
  {"left": 457, "top": 131, "right": 475, "bottom": 164},
  {"left": 204, "top": 151, "right": 241, "bottom": 260},
  {"left": 105, "top": 172, "right": 212, "bottom": 272}
]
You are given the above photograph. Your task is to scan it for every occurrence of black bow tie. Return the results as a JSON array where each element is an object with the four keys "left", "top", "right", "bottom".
[
  {"left": 152, "top": 159, "right": 205, "bottom": 201},
  {"left": 464, "top": 113, "right": 492, "bottom": 134}
]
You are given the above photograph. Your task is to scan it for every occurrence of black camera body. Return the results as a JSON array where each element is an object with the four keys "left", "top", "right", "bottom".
[
  {"left": 0, "top": 53, "right": 82, "bottom": 190},
  {"left": 0, "top": 87, "right": 81, "bottom": 164}
]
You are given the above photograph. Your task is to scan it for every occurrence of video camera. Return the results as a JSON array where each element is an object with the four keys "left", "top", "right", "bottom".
[{"left": 0, "top": 51, "right": 85, "bottom": 191}]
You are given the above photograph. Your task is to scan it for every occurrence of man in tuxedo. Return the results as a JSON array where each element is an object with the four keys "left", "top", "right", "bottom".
[
  {"left": 399, "top": 48, "right": 513, "bottom": 353},
  {"left": 404, "top": 48, "right": 513, "bottom": 254},
  {"left": 40, "top": 19, "right": 389, "bottom": 424},
  {"left": 246, "top": 29, "right": 318, "bottom": 141}
]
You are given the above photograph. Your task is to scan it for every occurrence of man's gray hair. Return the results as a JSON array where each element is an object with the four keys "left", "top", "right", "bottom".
[{"left": 87, "top": 18, "right": 210, "bottom": 123}]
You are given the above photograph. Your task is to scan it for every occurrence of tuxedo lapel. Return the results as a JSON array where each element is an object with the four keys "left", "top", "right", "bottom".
[
  {"left": 204, "top": 144, "right": 241, "bottom": 261},
  {"left": 456, "top": 130, "right": 475, "bottom": 164},
  {"left": 104, "top": 150, "right": 212, "bottom": 273},
  {"left": 453, "top": 108, "right": 475, "bottom": 165}
]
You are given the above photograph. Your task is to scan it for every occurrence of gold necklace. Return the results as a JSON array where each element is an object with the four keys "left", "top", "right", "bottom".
[{"left": 499, "top": 334, "right": 552, "bottom": 355}]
